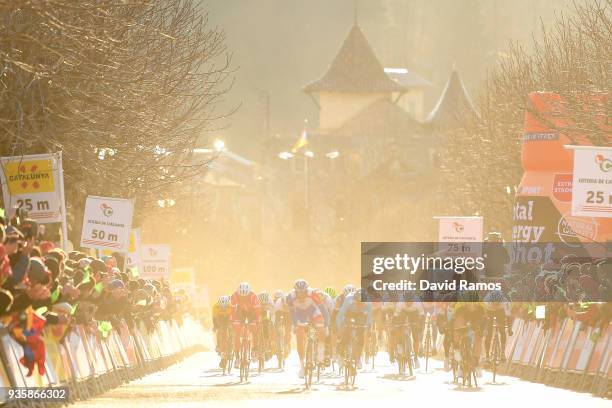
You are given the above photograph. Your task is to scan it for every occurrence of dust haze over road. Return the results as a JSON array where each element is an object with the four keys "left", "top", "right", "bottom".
[{"left": 73, "top": 351, "right": 607, "bottom": 408}]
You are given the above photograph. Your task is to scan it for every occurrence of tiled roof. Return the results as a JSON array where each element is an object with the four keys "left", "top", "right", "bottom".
[
  {"left": 384, "top": 68, "right": 430, "bottom": 88},
  {"left": 304, "top": 24, "right": 406, "bottom": 94},
  {"left": 335, "top": 99, "right": 423, "bottom": 135},
  {"left": 427, "top": 69, "right": 480, "bottom": 126}
]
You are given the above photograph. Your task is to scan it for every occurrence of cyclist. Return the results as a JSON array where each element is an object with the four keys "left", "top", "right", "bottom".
[
  {"left": 212, "top": 295, "right": 232, "bottom": 368},
  {"left": 422, "top": 301, "right": 438, "bottom": 355},
  {"left": 230, "top": 282, "right": 261, "bottom": 361},
  {"left": 335, "top": 284, "right": 355, "bottom": 310},
  {"left": 483, "top": 289, "right": 512, "bottom": 363},
  {"left": 435, "top": 300, "right": 453, "bottom": 370},
  {"left": 258, "top": 292, "right": 274, "bottom": 360},
  {"left": 286, "top": 279, "right": 329, "bottom": 378},
  {"left": 336, "top": 288, "right": 373, "bottom": 369},
  {"left": 366, "top": 285, "right": 386, "bottom": 343},
  {"left": 272, "top": 289, "right": 292, "bottom": 359},
  {"left": 390, "top": 292, "right": 423, "bottom": 368},
  {"left": 450, "top": 291, "right": 486, "bottom": 377},
  {"left": 324, "top": 287, "right": 340, "bottom": 366},
  {"left": 316, "top": 288, "right": 336, "bottom": 366}
]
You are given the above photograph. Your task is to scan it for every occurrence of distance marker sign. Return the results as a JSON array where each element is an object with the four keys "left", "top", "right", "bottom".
[
  {"left": 80, "top": 196, "right": 134, "bottom": 252},
  {"left": 141, "top": 244, "right": 171, "bottom": 280},
  {"left": 0, "top": 152, "right": 66, "bottom": 223},
  {"left": 569, "top": 146, "right": 612, "bottom": 218}
]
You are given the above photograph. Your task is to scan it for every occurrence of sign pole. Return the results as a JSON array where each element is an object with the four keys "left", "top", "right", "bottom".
[{"left": 57, "top": 152, "right": 69, "bottom": 252}]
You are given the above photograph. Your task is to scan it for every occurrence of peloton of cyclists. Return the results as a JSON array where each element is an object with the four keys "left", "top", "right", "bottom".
[{"left": 215, "top": 278, "right": 515, "bottom": 386}]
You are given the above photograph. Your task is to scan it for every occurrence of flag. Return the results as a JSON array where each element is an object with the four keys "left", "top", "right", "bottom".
[{"left": 291, "top": 130, "right": 308, "bottom": 153}]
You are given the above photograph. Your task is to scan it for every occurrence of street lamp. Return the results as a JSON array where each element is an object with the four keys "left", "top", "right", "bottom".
[
  {"left": 278, "top": 151, "right": 294, "bottom": 160},
  {"left": 214, "top": 139, "right": 225, "bottom": 152},
  {"left": 157, "top": 198, "right": 176, "bottom": 208}
]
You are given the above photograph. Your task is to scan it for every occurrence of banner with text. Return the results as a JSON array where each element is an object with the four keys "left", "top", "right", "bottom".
[
  {"left": 570, "top": 146, "right": 612, "bottom": 218},
  {"left": 436, "top": 216, "right": 483, "bottom": 257},
  {"left": 0, "top": 153, "right": 66, "bottom": 223},
  {"left": 141, "top": 244, "right": 171, "bottom": 280},
  {"left": 126, "top": 229, "right": 143, "bottom": 274},
  {"left": 80, "top": 196, "right": 133, "bottom": 252},
  {"left": 170, "top": 267, "right": 195, "bottom": 294}
]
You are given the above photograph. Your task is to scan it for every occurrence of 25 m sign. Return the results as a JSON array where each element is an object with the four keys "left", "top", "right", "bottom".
[
  {"left": 80, "top": 196, "right": 134, "bottom": 252},
  {"left": 0, "top": 153, "right": 66, "bottom": 223},
  {"left": 569, "top": 146, "right": 612, "bottom": 218}
]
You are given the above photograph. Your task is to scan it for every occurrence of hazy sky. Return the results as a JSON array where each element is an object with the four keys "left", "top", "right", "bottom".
[{"left": 203, "top": 0, "right": 578, "bottom": 158}]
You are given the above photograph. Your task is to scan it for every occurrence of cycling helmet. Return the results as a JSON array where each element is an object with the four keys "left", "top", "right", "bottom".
[
  {"left": 353, "top": 288, "right": 365, "bottom": 302},
  {"left": 218, "top": 295, "right": 231, "bottom": 307},
  {"left": 457, "top": 290, "right": 479, "bottom": 302},
  {"left": 484, "top": 290, "right": 506, "bottom": 303},
  {"left": 324, "top": 287, "right": 337, "bottom": 299},
  {"left": 258, "top": 292, "right": 271, "bottom": 305},
  {"left": 294, "top": 279, "right": 308, "bottom": 291},
  {"left": 343, "top": 284, "right": 355, "bottom": 296},
  {"left": 237, "top": 282, "right": 251, "bottom": 296},
  {"left": 273, "top": 290, "right": 284, "bottom": 300}
]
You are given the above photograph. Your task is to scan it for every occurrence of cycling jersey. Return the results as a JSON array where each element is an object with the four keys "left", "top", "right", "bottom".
[
  {"left": 336, "top": 293, "right": 373, "bottom": 331},
  {"left": 335, "top": 293, "right": 348, "bottom": 310},
  {"left": 272, "top": 296, "right": 290, "bottom": 323},
  {"left": 212, "top": 303, "right": 231, "bottom": 329},
  {"left": 394, "top": 301, "right": 424, "bottom": 319},
  {"left": 260, "top": 302, "right": 274, "bottom": 321},
  {"left": 286, "top": 288, "right": 329, "bottom": 326},
  {"left": 318, "top": 291, "right": 335, "bottom": 316},
  {"left": 230, "top": 290, "right": 261, "bottom": 322}
]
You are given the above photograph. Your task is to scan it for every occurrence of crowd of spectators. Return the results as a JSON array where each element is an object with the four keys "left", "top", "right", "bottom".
[
  {"left": 506, "top": 254, "right": 611, "bottom": 303},
  {"left": 0, "top": 212, "right": 190, "bottom": 376}
]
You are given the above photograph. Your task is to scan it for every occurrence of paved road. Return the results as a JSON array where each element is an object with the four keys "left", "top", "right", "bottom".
[{"left": 74, "top": 351, "right": 607, "bottom": 408}]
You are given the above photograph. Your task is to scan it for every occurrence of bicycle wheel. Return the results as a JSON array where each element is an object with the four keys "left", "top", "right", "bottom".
[
  {"left": 277, "top": 325, "right": 285, "bottom": 369},
  {"left": 370, "top": 330, "right": 377, "bottom": 370},
  {"left": 424, "top": 330, "right": 431, "bottom": 373},
  {"left": 461, "top": 337, "right": 472, "bottom": 387},
  {"left": 491, "top": 331, "right": 500, "bottom": 383},
  {"left": 240, "top": 332, "right": 249, "bottom": 382},
  {"left": 305, "top": 338, "right": 313, "bottom": 388},
  {"left": 396, "top": 339, "right": 405, "bottom": 376},
  {"left": 224, "top": 327, "right": 233, "bottom": 375},
  {"left": 257, "top": 329, "right": 264, "bottom": 374},
  {"left": 344, "top": 359, "right": 351, "bottom": 386},
  {"left": 405, "top": 328, "right": 414, "bottom": 377}
]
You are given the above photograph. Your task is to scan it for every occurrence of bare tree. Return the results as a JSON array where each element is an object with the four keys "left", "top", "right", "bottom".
[
  {"left": 435, "top": 0, "right": 611, "bottom": 236},
  {"left": 0, "top": 0, "right": 232, "bottom": 239}
]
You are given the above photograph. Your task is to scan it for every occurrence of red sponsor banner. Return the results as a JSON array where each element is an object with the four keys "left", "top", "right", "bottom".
[
  {"left": 552, "top": 173, "right": 572, "bottom": 202},
  {"left": 550, "top": 319, "right": 575, "bottom": 370},
  {"left": 541, "top": 319, "right": 563, "bottom": 369},
  {"left": 566, "top": 325, "right": 590, "bottom": 371},
  {"left": 586, "top": 323, "right": 611, "bottom": 375}
]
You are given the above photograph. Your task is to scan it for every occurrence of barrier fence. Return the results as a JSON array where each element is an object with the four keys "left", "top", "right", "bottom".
[
  {"left": 501, "top": 317, "right": 611, "bottom": 397},
  {"left": 432, "top": 315, "right": 610, "bottom": 398},
  {"left": 0, "top": 316, "right": 206, "bottom": 407},
  {"left": 428, "top": 318, "right": 612, "bottom": 398}
]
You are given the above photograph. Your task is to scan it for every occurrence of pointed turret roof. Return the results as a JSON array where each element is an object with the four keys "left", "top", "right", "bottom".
[
  {"left": 304, "top": 24, "right": 405, "bottom": 94},
  {"left": 427, "top": 69, "right": 480, "bottom": 127}
]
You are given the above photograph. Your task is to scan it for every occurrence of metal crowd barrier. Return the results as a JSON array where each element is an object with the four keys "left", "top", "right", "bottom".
[
  {"left": 0, "top": 316, "right": 206, "bottom": 407},
  {"left": 502, "top": 317, "right": 610, "bottom": 398},
  {"left": 432, "top": 316, "right": 610, "bottom": 397}
]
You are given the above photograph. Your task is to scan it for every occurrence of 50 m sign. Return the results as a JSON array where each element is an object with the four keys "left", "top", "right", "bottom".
[{"left": 80, "top": 196, "right": 134, "bottom": 252}]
